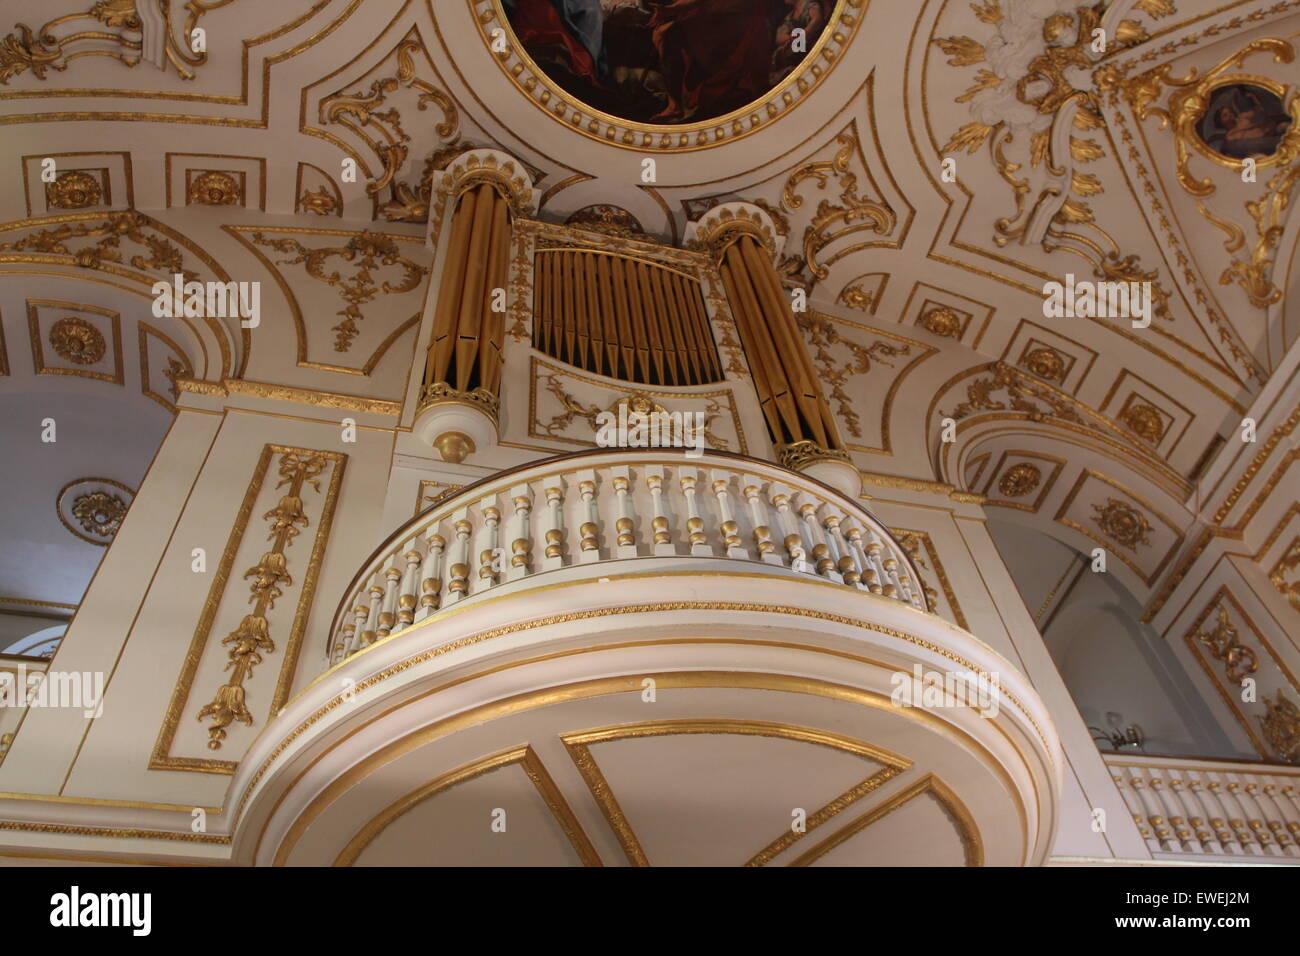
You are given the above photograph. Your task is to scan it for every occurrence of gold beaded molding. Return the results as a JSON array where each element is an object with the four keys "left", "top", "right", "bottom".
[{"left": 469, "top": 0, "right": 868, "bottom": 152}]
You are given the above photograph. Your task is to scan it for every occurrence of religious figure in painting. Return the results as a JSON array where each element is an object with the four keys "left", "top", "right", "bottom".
[
  {"left": 503, "top": 0, "right": 835, "bottom": 125},
  {"left": 1196, "top": 83, "right": 1294, "bottom": 161}
]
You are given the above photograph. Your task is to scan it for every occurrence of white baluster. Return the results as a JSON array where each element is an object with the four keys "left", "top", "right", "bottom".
[
  {"left": 541, "top": 484, "right": 566, "bottom": 570},
  {"left": 577, "top": 471, "right": 601, "bottom": 561},
  {"left": 743, "top": 478, "right": 780, "bottom": 566},
  {"left": 509, "top": 485, "right": 534, "bottom": 581},
  {"left": 711, "top": 475, "right": 746, "bottom": 559},
  {"left": 612, "top": 468, "right": 637, "bottom": 557},
  {"left": 416, "top": 531, "right": 446, "bottom": 622},
  {"left": 679, "top": 468, "right": 712, "bottom": 556},
  {"left": 397, "top": 537, "right": 422, "bottom": 628},
  {"left": 646, "top": 467, "right": 675, "bottom": 556},
  {"left": 446, "top": 513, "right": 472, "bottom": 604}
]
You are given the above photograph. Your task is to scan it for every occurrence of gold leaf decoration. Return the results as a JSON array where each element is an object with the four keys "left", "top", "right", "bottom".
[
  {"left": 935, "top": 35, "right": 986, "bottom": 67},
  {"left": 196, "top": 452, "right": 330, "bottom": 749},
  {"left": 942, "top": 121, "right": 994, "bottom": 155},
  {"left": 249, "top": 230, "right": 427, "bottom": 352}
]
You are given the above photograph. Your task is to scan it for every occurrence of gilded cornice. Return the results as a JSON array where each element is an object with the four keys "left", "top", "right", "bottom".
[{"left": 176, "top": 376, "right": 401, "bottom": 416}]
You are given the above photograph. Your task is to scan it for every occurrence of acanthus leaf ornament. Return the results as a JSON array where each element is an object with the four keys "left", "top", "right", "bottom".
[
  {"left": 0, "top": 0, "right": 231, "bottom": 83},
  {"left": 781, "top": 131, "right": 896, "bottom": 280},
  {"left": 319, "top": 34, "right": 459, "bottom": 223}
]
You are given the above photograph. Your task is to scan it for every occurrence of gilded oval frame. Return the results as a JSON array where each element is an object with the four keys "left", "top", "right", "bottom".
[
  {"left": 1176, "top": 73, "right": 1300, "bottom": 174},
  {"left": 471, "top": 0, "right": 866, "bottom": 152}
]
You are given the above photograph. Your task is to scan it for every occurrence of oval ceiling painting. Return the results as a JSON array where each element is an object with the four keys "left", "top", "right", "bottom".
[{"left": 501, "top": 0, "right": 838, "bottom": 125}]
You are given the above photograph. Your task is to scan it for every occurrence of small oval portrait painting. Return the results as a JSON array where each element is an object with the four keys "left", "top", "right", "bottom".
[
  {"left": 1196, "top": 83, "right": 1294, "bottom": 162},
  {"left": 501, "top": 0, "right": 837, "bottom": 126}
]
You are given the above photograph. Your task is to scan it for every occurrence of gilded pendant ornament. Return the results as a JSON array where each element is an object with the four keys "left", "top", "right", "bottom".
[
  {"left": 1091, "top": 498, "right": 1153, "bottom": 550},
  {"left": 249, "top": 230, "right": 427, "bottom": 352},
  {"left": 45, "top": 171, "right": 102, "bottom": 209},
  {"left": 998, "top": 463, "right": 1042, "bottom": 499},
  {"left": 196, "top": 452, "right": 330, "bottom": 750},
  {"left": 49, "top": 316, "right": 106, "bottom": 365}
]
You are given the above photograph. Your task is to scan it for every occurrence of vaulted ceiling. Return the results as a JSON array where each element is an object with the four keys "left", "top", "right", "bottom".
[{"left": 1, "top": 0, "right": 1296, "bottom": 615}]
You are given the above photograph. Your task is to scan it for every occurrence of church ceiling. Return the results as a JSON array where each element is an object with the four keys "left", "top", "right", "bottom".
[{"left": 0, "top": 0, "right": 1297, "bottom": 612}]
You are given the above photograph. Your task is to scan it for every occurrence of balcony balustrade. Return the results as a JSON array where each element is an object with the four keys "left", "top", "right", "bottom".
[
  {"left": 1107, "top": 752, "right": 1300, "bottom": 861},
  {"left": 327, "top": 449, "right": 928, "bottom": 667}
]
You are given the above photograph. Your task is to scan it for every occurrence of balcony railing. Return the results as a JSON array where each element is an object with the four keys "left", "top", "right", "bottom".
[
  {"left": 327, "top": 449, "right": 927, "bottom": 666},
  {"left": 1106, "top": 753, "right": 1300, "bottom": 860}
]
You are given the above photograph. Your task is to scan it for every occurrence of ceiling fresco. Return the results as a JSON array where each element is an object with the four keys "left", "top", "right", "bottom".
[{"left": 499, "top": 0, "right": 838, "bottom": 124}]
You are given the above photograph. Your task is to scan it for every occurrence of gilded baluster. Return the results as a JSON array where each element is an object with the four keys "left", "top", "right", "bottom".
[
  {"left": 447, "top": 516, "right": 472, "bottom": 601},
  {"left": 770, "top": 491, "right": 806, "bottom": 572},
  {"left": 346, "top": 600, "right": 369, "bottom": 658},
  {"left": 377, "top": 560, "right": 403, "bottom": 639},
  {"left": 542, "top": 485, "right": 566, "bottom": 569},
  {"left": 1127, "top": 771, "right": 1176, "bottom": 852},
  {"left": 711, "top": 475, "right": 745, "bottom": 558},
  {"left": 646, "top": 468, "right": 673, "bottom": 555},
  {"left": 679, "top": 468, "right": 711, "bottom": 555},
  {"left": 478, "top": 503, "right": 502, "bottom": 588},
  {"left": 362, "top": 578, "right": 385, "bottom": 646},
  {"left": 1149, "top": 776, "right": 1196, "bottom": 853},
  {"left": 577, "top": 475, "right": 601, "bottom": 558},
  {"left": 1182, "top": 772, "right": 1224, "bottom": 854},
  {"left": 742, "top": 479, "right": 781, "bottom": 566},
  {"left": 1202, "top": 777, "right": 1245, "bottom": 854},
  {"left": 822, "top": 514, "right": 859, "bottom": 586},
  {"left": 612, "top": 468, "right": 636, "bottom": 556},
  {"left": 798, "top": 500, "right": 836, "bottom": 579},
  {"left": 417, "top": 532, "right": 446, "bottom": 621},
  {"left": 510, "top": 487, "right": 534, "bottom": 577},
  {"left": 397, "top": 537, "right": 422, "bottom": 627}
]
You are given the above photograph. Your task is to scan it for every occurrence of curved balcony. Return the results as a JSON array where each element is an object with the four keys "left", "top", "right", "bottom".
[
  {"left": 327, "top": 449, "right": 928, "bottom": 667},
  {"left": 236, "top": 450, "right": 1061, "bottom": 866}
]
